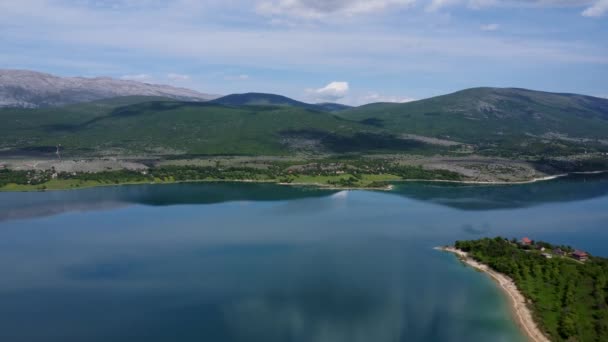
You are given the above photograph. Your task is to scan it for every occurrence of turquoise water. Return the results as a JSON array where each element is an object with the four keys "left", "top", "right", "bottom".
[{"left": 1, "top": 174, "right": 608, "bottom": 341}]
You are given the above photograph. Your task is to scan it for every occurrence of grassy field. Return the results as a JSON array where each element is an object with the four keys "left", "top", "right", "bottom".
[{"left": 0, "top": 178, "right": 152, "bottom": 191}]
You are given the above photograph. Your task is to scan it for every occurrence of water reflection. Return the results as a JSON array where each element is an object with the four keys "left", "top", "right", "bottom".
[
  {"left": 224, "top": 287, "right": 405, "bottom": 342},
  {"left": 2, "top": 174, "right": 608, "bottom": 222},
  {"left": 1, "top": 177, "right": 606, "bottom": 341},
  {"left": 0, "top": 183, "right": 337, "bottom": 222},
  {"left": 221, "top": 242, "right": 519, "bottom": 342},
  {"left": 389, "top": 173, "right": 608, "bottom": 210},
  {"left": 0, "top": 236, "right": 522, "bottom": 342}
]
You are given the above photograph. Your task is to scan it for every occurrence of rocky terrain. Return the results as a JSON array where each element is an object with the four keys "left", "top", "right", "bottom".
[{"left": 0, "top": 69, "right": 218, "bottom": 108}]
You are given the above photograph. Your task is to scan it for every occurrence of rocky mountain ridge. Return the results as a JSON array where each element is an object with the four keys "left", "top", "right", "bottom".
[{"left": 0, "top": 69, "right": 218, "bottom": 108}]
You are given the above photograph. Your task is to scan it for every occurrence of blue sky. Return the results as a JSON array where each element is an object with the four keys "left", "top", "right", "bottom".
[{"left": 1, "top": 0, "right": 607, "bottom": 104}]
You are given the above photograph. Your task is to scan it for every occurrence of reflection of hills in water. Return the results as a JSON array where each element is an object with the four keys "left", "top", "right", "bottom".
[
  {"left": 2, "top": 173, "right": 608, "bottom": 221},
  {"left": 0, "top": 183, "right": 337, "bottom": 222},
  {"left": 389, "top": 173, "right": 608, "bottom": 210},
  {"left": 127, "top": 182, "right": 337, "bottom": 206}
]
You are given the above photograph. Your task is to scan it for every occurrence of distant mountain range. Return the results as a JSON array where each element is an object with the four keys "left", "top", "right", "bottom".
[
  {"left": 210, "top": 92, "right": 351, "bottom": 112},
  {"left": 0, "top": 69, "right": 218, "bottom": 108},
  {"left": 340, "top": 87, "right": 608, "bottom": 149},
  {"left": 0, "top": 69, "right": 607, "bottom": 158}
]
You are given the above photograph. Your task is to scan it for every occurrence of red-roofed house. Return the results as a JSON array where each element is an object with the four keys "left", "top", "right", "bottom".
[
  {"left": 520, "top": 237, "right": 532, "bottom": 246},
  {"left": 572, "top": 250, "right": 589, "bottom": 261}
]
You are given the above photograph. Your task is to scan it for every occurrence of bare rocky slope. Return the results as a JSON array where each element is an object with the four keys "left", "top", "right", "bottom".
[{"left": 0, "top": 69, "right": 219, "bottom": 108}]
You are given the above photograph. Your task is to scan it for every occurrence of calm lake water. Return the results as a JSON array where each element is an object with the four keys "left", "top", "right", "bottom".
[{"left": 1, "top": 174, "right": 608, "bottom": 342}]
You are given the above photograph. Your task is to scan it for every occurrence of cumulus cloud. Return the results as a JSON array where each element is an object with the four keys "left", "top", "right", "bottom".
[
  {"left": 256, "top": 0, "right": 415, "bottom": 18},
  {"left": 307, "top": 81, "right": 350, "bottom": 101},
  {"left": 120, "top": 74, "right": 152, "bottom": 81},
  {"left": 167, "top": 73, "right": 190, "bottom": 80},
  {"left": 582, "top": 0, "right": 608, "bottom": 16},
  {"left": 480, "top": 23, "right": 500, "bottom": 31}
]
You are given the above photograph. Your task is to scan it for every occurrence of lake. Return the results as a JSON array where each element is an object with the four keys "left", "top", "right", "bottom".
[{"left": 1, "top": 174, "right": 607, "bottom": 342}]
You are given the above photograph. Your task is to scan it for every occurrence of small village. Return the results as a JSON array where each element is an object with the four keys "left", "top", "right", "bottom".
[{"left": 517, "top": 237, "right": 589, "bottom": 262}]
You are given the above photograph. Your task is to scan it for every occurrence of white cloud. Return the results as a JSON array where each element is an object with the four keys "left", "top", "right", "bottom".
[
  {"left": 167, "top": 73, "right": 190, "bottom": 80},
  {"left": 582, "top": 0, "right": 608, "bottom": 16},
  {"left": 120, "top": 73, "right": 152, "bottom": 81},
  {"left": 307, "top": 81, "right": 350, "bottom": 101},
  {"left": 15, "top": 27, "right": 606, "bottom": 73},
  {"left": 256, "top": 0, "right": 415, "bottom": 18},
  {"left": 480, "top": 23, "right": 500, "bottom": 31},
  {"left": 0, "top": 0, "right": 606, "bottom": 83}
]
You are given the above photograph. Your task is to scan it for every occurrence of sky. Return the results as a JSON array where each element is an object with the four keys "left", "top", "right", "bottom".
[{"left": 1, "top": 0, "right": 607, "bottom": 105}]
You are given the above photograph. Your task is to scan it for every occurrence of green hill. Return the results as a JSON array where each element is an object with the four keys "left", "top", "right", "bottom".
[
  {"left": 210, "top": 93, "right": 316, "bottom": 109},
  {"left": 1, "top": 88, "right": 607, "bottom": 158},
  {"left": 1, "top": 98, "right": 436, "bottom": 156},
  {"left": 210, "top": 93, "right": 349, "bottom": 112},
  {"left": 339, "top": 87, "right": 608, "bottom": 155}
]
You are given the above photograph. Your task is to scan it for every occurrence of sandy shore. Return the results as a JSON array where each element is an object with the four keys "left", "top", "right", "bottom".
[{"left": 437, "top": 246, "right": 551, "bottom": 342}]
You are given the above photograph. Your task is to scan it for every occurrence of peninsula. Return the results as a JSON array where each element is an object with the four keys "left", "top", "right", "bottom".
[{"left": 440, "top": 238, "right": 608, "bottom": 342}]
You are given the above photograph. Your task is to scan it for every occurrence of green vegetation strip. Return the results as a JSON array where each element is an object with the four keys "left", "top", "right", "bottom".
[{"left": 0, "top": 162, "right": 462, "bottom": 191}]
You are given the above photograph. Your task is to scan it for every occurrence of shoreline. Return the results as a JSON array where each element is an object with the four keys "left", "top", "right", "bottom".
[
  {"left": 1, "top": 170, "right": 606, "bottom": 193},
  {"left": 0, "top": 178, "right": 395, "bottom": 193},
  {"left": 436, "top": 246, "right": 551, "bottom": 342},
  {"left": 393, "top": 174, "right": 567, "bottom": 185}
]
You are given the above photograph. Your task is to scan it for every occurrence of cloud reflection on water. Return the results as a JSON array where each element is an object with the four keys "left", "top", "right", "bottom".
[{"left": 2, "top": 179, "right": 605, "bottom": 341}]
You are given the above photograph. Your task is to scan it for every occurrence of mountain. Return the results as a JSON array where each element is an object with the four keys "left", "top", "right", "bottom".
[
  {"left": 0, "top": 99, "right": 397, "bottom": 156},
  {"left": 210, "top": 92, "right": 350, "bottom": 112},
  {"left": 0, "top": 69, "right": 219, "bottom": 108},
  {"left": 338, "top": 87, "right": 608, "bottom": 154},
  {"left": 1, "top": 87, "right": 607, "bottom": 158}
]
